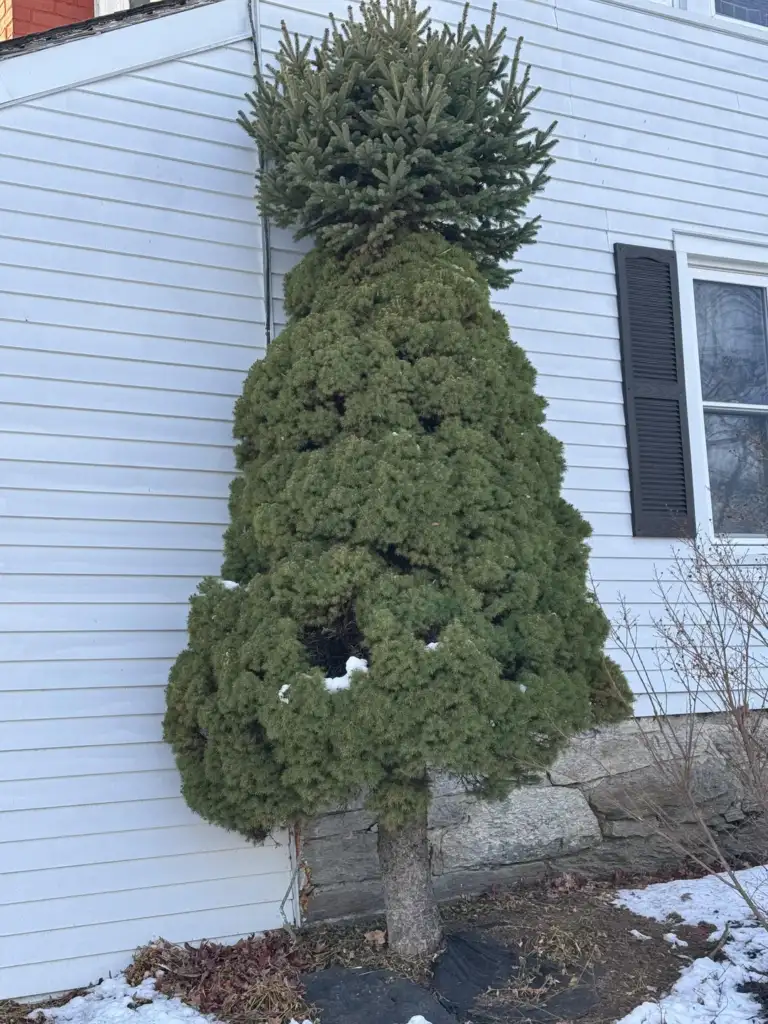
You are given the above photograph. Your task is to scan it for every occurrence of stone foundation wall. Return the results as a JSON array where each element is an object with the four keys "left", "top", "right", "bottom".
[{"left": 301, "top": 716, "right": 768, "bottom": 921}]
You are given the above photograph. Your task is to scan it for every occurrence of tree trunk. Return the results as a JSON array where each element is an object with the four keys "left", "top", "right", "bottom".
[{"left": 377, "top": 805, "right": 442, "bottom": 958}]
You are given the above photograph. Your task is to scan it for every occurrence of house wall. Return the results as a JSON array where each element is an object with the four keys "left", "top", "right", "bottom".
[
  {"left": 0, "top": 7, "right": 295, "bottom": 999},
  {"left": 262, "top": 0, "right": 768, "bottom": 911}
]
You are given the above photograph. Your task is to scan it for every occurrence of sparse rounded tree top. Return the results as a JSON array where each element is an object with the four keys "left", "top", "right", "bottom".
[{"left": 238, "top": 0, "right": 556, "bottom": 287}]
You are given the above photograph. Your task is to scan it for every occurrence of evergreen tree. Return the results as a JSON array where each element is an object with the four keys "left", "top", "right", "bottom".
[{"left": 165, "top": 0, "right": 632, "bottom": 957}]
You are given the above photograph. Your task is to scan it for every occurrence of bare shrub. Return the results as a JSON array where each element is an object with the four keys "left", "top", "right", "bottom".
[{"left": 612, "top": 537, "right": 768, "bottom": 925}]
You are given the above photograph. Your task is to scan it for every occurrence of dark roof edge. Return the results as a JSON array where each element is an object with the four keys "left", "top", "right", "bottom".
[{"left": 0, "top": 0, "right": 224, "bottom": 62}]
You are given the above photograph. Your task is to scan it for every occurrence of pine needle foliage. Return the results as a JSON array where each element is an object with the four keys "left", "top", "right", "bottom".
[
  {"left": 164, "top": 234, "right": 633, "bottom": 837},
  {"left": 237, "top": 0, "right": 556, "bottom": 287}
]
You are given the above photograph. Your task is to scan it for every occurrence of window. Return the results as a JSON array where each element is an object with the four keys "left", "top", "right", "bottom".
[
  {"left": 692, "top": 278, "right": 768, "bottom": 536},
  {"left": 673, "top": 236, "right": 768, "bottom": 542},
  {"left": 715, "top": 0, "right": 768, "bottom": 26}
]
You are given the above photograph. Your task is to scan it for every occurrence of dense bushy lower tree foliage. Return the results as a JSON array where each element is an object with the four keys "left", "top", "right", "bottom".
[
  {"left": 165, "top": 234, "right": 630, "bottom": 832},
  {"left": 165, "top": 0, "right": 631, "bottom": 953}
]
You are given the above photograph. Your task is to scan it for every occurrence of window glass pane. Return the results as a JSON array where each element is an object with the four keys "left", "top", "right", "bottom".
[
  {"left": 715, "top": 0, "right": 768, "bottom": 25},
  {"left": 694, "top": 280, "right": 768, "bottom": 404},
  {"left": 704, "top": 411, "right": 768, "bottom": 535}
]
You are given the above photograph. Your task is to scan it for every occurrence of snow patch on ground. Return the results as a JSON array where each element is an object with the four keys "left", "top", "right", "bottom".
[
  {"left": 324, "top": 656, "right": 368, "bottom": 692},
  {"left": 615, "top": 866, "right": 768, "bottom": 1024},
  {"left": 28, "top": 976, "right": 433, "bottom": 1024},
  {"left": 29, "top": 977, "right": 213, "bottom": 1024}
]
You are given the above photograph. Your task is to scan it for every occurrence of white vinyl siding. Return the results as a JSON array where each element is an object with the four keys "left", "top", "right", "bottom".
[
  {"left": 261, "top": 0, "right": 768, "bottom": 717},
  {"left": 0, "top": 29, "right": 294, "bottom": 1000}
]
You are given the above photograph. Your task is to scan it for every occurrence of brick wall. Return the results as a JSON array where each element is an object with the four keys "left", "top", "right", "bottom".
[{"left": 1, "top": 0, "right": 94, "bottom": 40}]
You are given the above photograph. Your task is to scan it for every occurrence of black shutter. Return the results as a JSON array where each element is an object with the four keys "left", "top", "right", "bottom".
[{"left": 614, "top": 244, "right": 695, "bottom": 538}]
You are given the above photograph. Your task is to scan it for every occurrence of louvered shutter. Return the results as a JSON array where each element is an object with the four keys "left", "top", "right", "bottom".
[{"left": 614, "top": 244, "right": 695, "bottom": 538}]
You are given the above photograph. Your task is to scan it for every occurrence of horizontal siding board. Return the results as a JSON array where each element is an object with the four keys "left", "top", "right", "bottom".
[
  {"left": 0, "top": 518, "right": 226, "bottom": 550},
  {"left": 0, "top": 687, "right": 167, "bottom": 722},
  {"left": 0, "top": 876, "right": 288, "bottom": 940},
  {"left": 2, "top": 847, "right": 287, "bottom": 908},
  {"left": 43, "top": 86, "right": 254, "bottom": 150},
  {"left": 0, "top": 490, "right": 228, "bottom": 525},
  {"left": 0, "top": 630, "right": 188, "bottom": 662},
  {"left": 496, "top": 282, "right": 617, "bottom": 318},
  {"left": 521, "top": 331, "right": 622, "bottom": 365},
  {"left": 500, "top": 304, "right": 616, "bottom": 339},
  {"left": 0, "top": 236, "right": 261, "bottom": 297},
  {"left": 0, "top": 823, "right": 286, "bottom": 880},
  {"left": 564, "top": 489, "right": 631, "bottom": 514},
  {"left": 0, "top": 180, "right": 258, "bottom": 246},
  {"left": 0, "top": 294, "right": 261, "bottom": 348},
  {"left": 91, "top": 72, "right": 252, "bottom": 124},
  {"left": 535, "top": 374, "right": 624, "bottom": 404},
  {"left": 1, "top": 796, "right": 198, "bottom": 842},
  {"left": 133, "top": 58, "right": 257, "bottom": 96},
  {"left": 0, "top": 821, "right": 260, "bottom": 875},
  {"left": 1, "top": 324, "right": 261, "bottom": 372},
  {"left": 564, "top": 467, "right": 629, "bottom": 493},
  {"left": 0, "top": 770, "right": 181, "bottom": 813},
  {"left": 2, "top": 404, "right": 236, "bottom": 446},
  {"left": 0, "top": 547, "right": 223, "bottom": 576},
  {"left": 1, "top": 900, "right": 289, "bottom": 975},
  {"left": 180, "top": 49, "right": 254, "bottom": 76},
  {"left": 0, "top": 603, "right": 189, "bottom": 633},
  {"left": 0, "top": 207, "right": 261, "bottom": 274},
  {"left": 525, "top": 353, "right": 622, "bottom": 384},
  {"left": 546, "top": 422, "right": 627, "bottom": 448},
  {"left": 0, "top": 268, "right": 261, "bottom": 324},
  {"left": 581, "top": 512, "right": 632, "bottom": 535},
  {"left": 0, "top": 152, "right": 254, "bottom": 221},
  {"left": 546, "top": 175, "right": 768, "bottom": 238},
  {"left": 0, "top": 446, "right": 234, "bottom": 477},
  {"left": 0, "top": 743, "right": 177, "bottom": 784},
  {"left": 1, "top": 125, "right": 251, "bottom": 197},
  {"left": 561, "top": 445, "right": 628, "bottom": 469},
  {"left": 0, "top": 576, "right": 197, "bottom": 604},
  {"left": 0, "top": 660, "right": 174, "bottom": 692},
  {"left": 1, "top": 710, "right": 166, "bottom": 751},
  {"left": 0, "top": 376, "right": 237, "bottom": 418},
  {"left": 5, "top": 98, "right": 253, "bottom": 174},
  {"left": 543, "top": 398, "right": 624, "bottom": 427},
  {"left": 589, "top": 554, "right": 682, "bottom": 579}
]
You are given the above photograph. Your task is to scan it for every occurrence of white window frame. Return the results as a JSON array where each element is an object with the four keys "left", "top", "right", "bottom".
[{"left": 676, "top": 232, "right": 768, "bottom": 544}]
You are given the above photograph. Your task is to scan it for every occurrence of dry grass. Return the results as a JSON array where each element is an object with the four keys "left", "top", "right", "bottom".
[
  {"left": 124, "top": 934, "right": 312, "bottom": 1024},
  {"left": 294, "top": 921, "right": 435, "bottom": 983}
]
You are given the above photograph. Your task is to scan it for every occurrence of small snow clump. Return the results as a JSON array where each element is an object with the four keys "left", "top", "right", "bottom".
[{"left": 324, "top": 656, "right": 368, "bottom": 693}]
